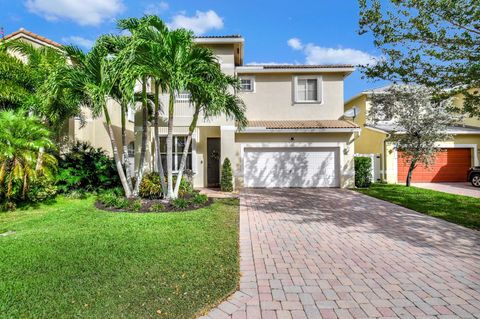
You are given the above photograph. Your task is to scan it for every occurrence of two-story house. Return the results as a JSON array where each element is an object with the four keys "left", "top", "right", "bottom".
[
  {"left": 4, "top": 29, "right": 359, "bottom": 189},
  {"left": 141, "top": 36, "right": 359, "bottom": 189}
]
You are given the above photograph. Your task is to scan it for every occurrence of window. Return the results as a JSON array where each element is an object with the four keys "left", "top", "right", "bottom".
[
  {"left": 159, "top": 136, "right": 193, "bottom": 172},
  {"left": 127, "top": 142, "right": 135, "bottom": 157},
  {"left": 239, "top": 76, "right": 255, "bottom": 92},
  {"left": 175, "top": 90, "right": 191, "bottom": 102},
  {"left": 294, "top": 76, "right": 322, "bottom": 103}
]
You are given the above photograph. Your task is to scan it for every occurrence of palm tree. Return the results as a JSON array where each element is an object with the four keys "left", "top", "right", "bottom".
[
  {"left": 172, "top": 60, "right": 248, "bottom": 198},
  {"left": 0, "top": 111, "right": 56, "bottom": 201},
  {"left": 57, "top": 43, "right": 134, "bottom": 197}
]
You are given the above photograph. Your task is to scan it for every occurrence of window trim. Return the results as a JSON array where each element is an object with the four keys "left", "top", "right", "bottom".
[
  {"left": 158, "top": 135, "right": 196, "bottom": 173},
  {"left": 293, "top": 75, "right": 323, "bottom": 104},
  {"left": 239, "top": 76, "right": 255, "bottom": 93}
]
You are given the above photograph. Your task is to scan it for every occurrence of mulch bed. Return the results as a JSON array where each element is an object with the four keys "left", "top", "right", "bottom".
[{"left": 95, "top": 197, "right": 214, "bottom": 213}]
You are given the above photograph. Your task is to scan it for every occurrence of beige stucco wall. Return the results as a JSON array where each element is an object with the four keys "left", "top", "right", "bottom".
[{"left": 238, "top": 73, "right": 346, "bottom": 121}]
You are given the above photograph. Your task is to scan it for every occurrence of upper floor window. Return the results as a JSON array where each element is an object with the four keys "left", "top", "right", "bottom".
[
  {"left": 176, "top": 90, "right": 191, "bottom": 102},
  {"left": 239, "top": 76, "right": 255, "bottom": 92},
  {"left": 294, "top": 76, "right": 322, "bottom": 103}
]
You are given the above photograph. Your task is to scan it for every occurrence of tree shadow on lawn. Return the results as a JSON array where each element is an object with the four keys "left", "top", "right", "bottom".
[{"left": 242, "top": 188, "right": 480, "bottom": 261}]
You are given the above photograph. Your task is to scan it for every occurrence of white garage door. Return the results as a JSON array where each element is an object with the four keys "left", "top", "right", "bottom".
[{"left": 244, "top": 147, "right": 340, "bottom": 188}]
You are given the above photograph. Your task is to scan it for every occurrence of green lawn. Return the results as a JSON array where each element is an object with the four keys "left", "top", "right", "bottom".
[
  {"left": 356, "top": 184, "right": 480, "bottom": 230},
  {"left": 0, "top": 197, "right": 239, "bottom": 319}
]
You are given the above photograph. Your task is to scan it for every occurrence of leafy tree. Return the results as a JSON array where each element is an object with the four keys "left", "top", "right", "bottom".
[
  {"left": 359, "top": 0, "right": 480, "bottom": 117},
  {"left": 367, "top": 85, "right": 458, "bottom": 186},
  {"left": 220, "top": 158, "right": 233, "bottom": 192},
  {"left": 0, "top": 111, "right": 57, "bottom": 203}
]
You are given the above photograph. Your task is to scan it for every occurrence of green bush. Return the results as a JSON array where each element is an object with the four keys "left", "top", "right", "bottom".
[
  {"left": 129, "top": 199, "right": 142, "bottom": 212},
  {"left": 97, "top": 188, "right": 129, "bottom": 209},
  {"left": 192, "top": 193, "right": 208, "bottom": 205},
  {"left": 139, "top": 173, "right": 163, "bottom": 199},
  {"left": 171, "top": 198, "right": 189, "bottom": 209},
  {"left": 220, "top": 158, "right": 233, "bottom": 192},
  {"left": 27, "top": 176, "right": 57, "bottom": 202},
  {"left": 355, "top": 157, "right": 372, "bottom": 188},
  {"left": 57, "top": 142, "right": 120, "bottom": 193},
  {"left": 174, "top": 175, "right": 194, "bottom": 197}
]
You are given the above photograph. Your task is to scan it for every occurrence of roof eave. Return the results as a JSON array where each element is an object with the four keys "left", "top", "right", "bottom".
[
  {"left": 237, "top": 66, "right": 355, "bottom": 74},
  {"left": 239, "top": 127, "right": 361, "bottom": 133},
  {"left": 194, "top": 37, "right": 244, "bottom": 44}
]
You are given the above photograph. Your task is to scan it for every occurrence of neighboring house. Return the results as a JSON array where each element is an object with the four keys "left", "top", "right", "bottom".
[
  {"left": 140, "top": 36, "right": 359, "bottom": 189},
  {"left": 2, "top": 28, "right": 136, "bottom": 160},
  {"left": 3, "top": 29, "right": 359, "bottom": 189},
  {"left": 345, "top": 86, "right": 480, "bottom": 184}
]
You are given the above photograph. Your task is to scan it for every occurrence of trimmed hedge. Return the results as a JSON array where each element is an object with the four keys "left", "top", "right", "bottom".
[
  {"left": 220, "top": 158, "right": 233, "bottom": 192},
  {"left": 355, "top": 156, "right": 372, "bottom": 188}
]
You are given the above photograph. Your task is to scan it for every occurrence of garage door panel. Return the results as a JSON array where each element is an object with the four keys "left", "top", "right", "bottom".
[
  {"left": 244, "top": 147, "right": 339, "bottom": 188},
  {"left": 397, "top": 148, "right": 471, "bottom": 183}
]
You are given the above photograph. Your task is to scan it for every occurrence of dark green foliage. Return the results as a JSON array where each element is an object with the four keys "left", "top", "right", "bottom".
[
  {"left": 220, "top": 158, "right": 233, "bottom": 192},
  {"left": 26, "top": 176, "right": 57, "bottom": 203},
  {"left": 355, "top": 157, "right": 372, "bottom": 188},
  {"left": 97, "top": 188, "right": 130, "bottom": 209},
  {"left": 175, "top": 175, "right": 194, "bottom": 197},
  {"left": 192, "top": 193, "right": 208, "bottom": 206},
  {"left": 358, "top": 0, "right": 480, "bottom": 117},
  {"left": 139, "top": 172, "right": 163, "bottom": 199},
  {"left": 171, "top": 198, "right": 189, "bottom": 209},
  {"left": 149, "top": 203, "right": 165, "bottom": 212},
  {"left": 57, "top": 142, "right": 120, "bottom": 193}
]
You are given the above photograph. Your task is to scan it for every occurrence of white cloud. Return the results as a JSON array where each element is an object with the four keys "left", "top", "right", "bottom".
[
  {"left": 144, "top": 1, "right": 169, "bottom": 15},
  {"left": 168, "top": 10, "right": 223, "bottom": 35},
  {"left": 25, "top": 0, "right": 125, "bottom": 26},
  {"left": 62, "top": 36, "right": 94, "bottom": 49},
  {"left": 287, "top": 38, "right": 303, "bottom": 50},
  {"left": 289, "top": 37, "right": 378, "bottom": 66}
]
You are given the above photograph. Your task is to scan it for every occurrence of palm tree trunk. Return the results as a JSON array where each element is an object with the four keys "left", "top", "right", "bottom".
[
  {"left": 35, "top": 148, "right": 44, "bottom": 171},
  {"left": 406, "top": 159, "right": 417, "bottom": 187},
  {"left": 121, "top": 102, "right": 133, "bottom": 190},
  {"left": 173, "top": 106, "right": 200, "bottom": 198},
  {"left": 103, "top": 105, "right": 132, "bottom": 198},
  {"left": 153, "top": 83, "right": 167, "bottom": 195},
  {"left": 166, "top": 90, "right": 175, "bottom": 199},
  {"left": 133, "top": 78, "right": 148, "bottom": 195}
]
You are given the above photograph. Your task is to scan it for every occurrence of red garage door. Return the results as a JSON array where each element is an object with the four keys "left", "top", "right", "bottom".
[{"left": 397, "top": 148, "right": 471, "bottom": 183}]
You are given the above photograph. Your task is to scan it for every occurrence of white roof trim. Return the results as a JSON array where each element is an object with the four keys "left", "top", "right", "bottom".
[{"left": 237, "top": 66, "right": 355, "bottom": 74}]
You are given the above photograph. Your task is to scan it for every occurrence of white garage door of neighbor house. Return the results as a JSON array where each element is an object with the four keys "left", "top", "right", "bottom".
[{"left": 244, "top": 147, "right": 340, "bottom": 188}]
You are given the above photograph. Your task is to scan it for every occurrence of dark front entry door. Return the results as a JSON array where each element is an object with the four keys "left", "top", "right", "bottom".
[{"left": 207, "top": 138, "right": 221, "bottom": 187}]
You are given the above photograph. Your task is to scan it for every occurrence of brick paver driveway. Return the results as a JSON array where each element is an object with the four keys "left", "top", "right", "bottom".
[{"left": 203, "top": 189, "right": 480, "bottom": 319}]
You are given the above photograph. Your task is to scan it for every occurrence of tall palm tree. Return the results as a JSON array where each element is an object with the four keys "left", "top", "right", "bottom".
[
  {"left": 57, "top": 43, "right": 134, "bottom": 197},
  {"left": 0, "top": 111, "right": 56, "bottom": 201},
  {"left": 173, "top": 59, "right": 248, "bottom": 198}
]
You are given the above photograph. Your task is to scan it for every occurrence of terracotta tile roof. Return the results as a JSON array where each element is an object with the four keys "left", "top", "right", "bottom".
[
  {"left": 248, "top": 64, "right": 355, "bottom": 69},
  {"left": 195, "top": 35, "right": 242, "bottom": 38},
  {"left": 2, "top": 28, "right": 62, "bottom": 48},
  {"left": 248, "top": 120, "right": 359, "bottom": 129}
]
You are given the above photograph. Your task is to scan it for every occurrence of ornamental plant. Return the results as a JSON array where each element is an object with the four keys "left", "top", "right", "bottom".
[{"left": 220, "top": 158, "right": 233, "bottom": 192}]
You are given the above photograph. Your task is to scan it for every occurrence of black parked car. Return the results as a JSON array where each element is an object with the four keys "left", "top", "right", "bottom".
[{"left": 468, "top": 166, "right": 480, "bottom": 187}]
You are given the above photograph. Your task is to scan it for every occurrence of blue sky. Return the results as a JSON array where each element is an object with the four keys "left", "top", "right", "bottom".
[{"left": 0, "top": 0, "right": 388, "bottom": 100}]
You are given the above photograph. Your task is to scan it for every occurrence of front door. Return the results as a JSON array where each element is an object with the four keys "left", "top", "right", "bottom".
[{"left": 207, "top": 138, "right": 221, "bottom": 187}]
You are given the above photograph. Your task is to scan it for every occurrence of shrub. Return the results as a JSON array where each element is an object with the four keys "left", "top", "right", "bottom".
[
  {"left": 174, "top": 175, "right": 194, "bottom": 197},
  {"left": 171, "top": 198, "right": 189, "bottom": 209},
  {"left": 192, "top": 193, "right": 208, "bottom": 206},
  {"left": 27, "top": 176, "right": 57, "bottom": 202},
  {"left": 97, "top": 188, "right": 129, "bottom": 209},
  {"left": 220, "top": 158, "right": 233, "bottom": 192},
  {"left": 129, "top": 199, "right": 142, "bottom": 212},
  {"left": 355, "top": 157, "right": 372, "bottom": 188},
  {"left": 57, "top": 142, "right": 120, "bottom": 193},
  {"left": 64, "top": 190, "right": 88, "bottom": 200},
  {"left": 149, "top": 203, "right": 166, "bottom": 212},
  {"left": 139, "top": 173, "right": 163, "bottom": 199}
]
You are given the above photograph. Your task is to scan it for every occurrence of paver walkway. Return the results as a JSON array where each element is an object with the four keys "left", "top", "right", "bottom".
[{"left": 201, "top": 188, "right": 480, "bottom": 319}]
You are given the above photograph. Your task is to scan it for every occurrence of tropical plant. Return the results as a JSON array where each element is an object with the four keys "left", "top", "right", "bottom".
[
  {"left": 358, "top": 0, "right": 480, "bottom": 117},
  {"left": 0, "top": 111, "right": 57, "bottom": 205},
  {"left": 221, "top": 158, "right": 234, "bottom": 192},
  {"left": 0, "top": 41, "right": 81, "bottom": 134},
  {"left": 139, "top": 172, "right": 163, "bottom": 199},
  {"left": 367, "top": 85, "right": 458, "bottom": 186},
  {"left": 56, "top": 141, "right": 120, "bottom": 193}
]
